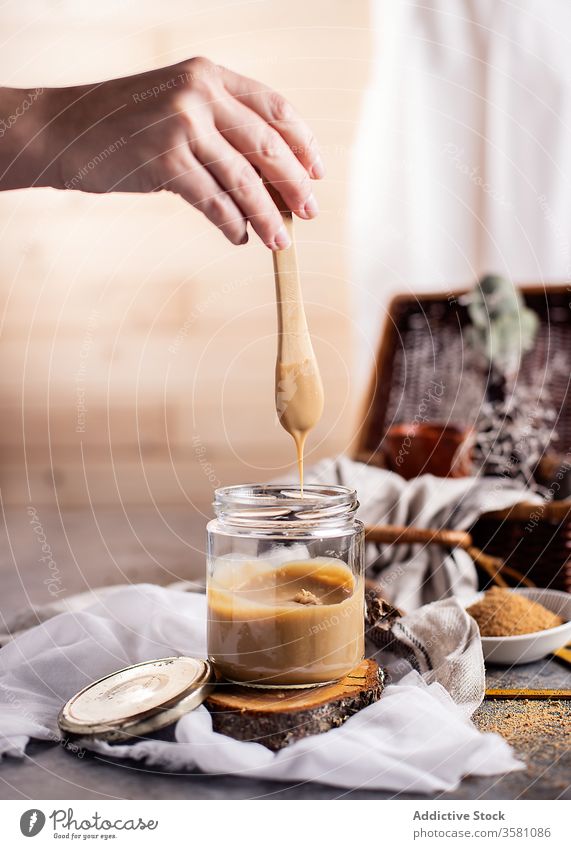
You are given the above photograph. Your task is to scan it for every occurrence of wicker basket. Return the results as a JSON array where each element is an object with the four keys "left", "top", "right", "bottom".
[{"left": 355, "top": 284, "right": 571, "bottom": 591}]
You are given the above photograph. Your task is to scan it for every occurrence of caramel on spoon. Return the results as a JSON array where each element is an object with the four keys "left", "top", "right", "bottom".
[{"left": 269, "top": 186, "right": 324, "bottom": 492}]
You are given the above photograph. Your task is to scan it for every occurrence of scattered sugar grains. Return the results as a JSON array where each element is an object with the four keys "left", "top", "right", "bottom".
[{"left": 467, "top": 587, "right": 564, "bottom": 637}]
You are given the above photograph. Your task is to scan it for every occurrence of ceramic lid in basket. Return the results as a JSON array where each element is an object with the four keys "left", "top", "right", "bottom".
[{"left": 58, "top": 656, "right": 214, "bottom": 743}]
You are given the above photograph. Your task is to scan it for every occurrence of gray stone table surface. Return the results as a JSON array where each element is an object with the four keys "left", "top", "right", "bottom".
[
  {"left": 0, "top": 508, "right": 569, "bottom": 800},
  {"left": 0, "top": 656, "right": 568, "bottom": 801}
]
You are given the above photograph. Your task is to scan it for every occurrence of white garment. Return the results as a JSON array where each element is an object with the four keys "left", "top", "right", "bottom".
[
  {"left": 0, "top": 583, "right": 522, "bottom": 793},
  {"left": 351, "top": 0, "right": 571, "bottom": 375}
]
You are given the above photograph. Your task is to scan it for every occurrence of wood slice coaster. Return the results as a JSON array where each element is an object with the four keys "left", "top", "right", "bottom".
[{"left": 204, "top": 659, "right": 384, "bottom": 752}]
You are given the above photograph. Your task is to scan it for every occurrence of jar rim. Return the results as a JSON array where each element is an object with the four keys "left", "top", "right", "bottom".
[
  {"left": 212, "top": 484, "right": 359, "bottom": 530},
  {"left": 214, "top": 483, "right": 356, "bottom": 508}
]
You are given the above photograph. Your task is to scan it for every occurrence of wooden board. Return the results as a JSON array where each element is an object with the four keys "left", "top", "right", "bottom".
[{"left": 204, "top": 659, "right": 384, "bottom": 752}]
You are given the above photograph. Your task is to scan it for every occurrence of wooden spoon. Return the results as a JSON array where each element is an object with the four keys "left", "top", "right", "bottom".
[{"left": 268, "top": 186, "right": 324, "bottom": 491}]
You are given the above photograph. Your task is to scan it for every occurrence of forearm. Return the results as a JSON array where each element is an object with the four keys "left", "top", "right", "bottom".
[{"left": 0, "top": 86, "right": 57, "bottom": 190}]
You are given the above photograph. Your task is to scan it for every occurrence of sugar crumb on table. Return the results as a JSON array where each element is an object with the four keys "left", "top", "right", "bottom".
[{"left": 474, "top": 699, "right": 571, "bottom": 778}]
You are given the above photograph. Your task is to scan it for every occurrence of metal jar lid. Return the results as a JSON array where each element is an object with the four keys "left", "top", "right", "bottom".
[{"left": 58, "top": 656, "right": 213, "bottom": 744}]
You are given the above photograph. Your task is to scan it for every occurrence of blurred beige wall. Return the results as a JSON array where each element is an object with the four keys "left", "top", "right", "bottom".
[{"left": 0, "top": 0, "right": 371, "bottom": 511}]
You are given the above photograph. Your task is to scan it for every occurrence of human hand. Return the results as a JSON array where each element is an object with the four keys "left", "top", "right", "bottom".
[{"left": 10, "top": 58, "right": 324, "bottom": 249}]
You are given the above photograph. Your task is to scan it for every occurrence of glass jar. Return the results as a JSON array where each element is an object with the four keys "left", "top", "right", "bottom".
[{"left": 206, "top": 484, "right": 364, "bottom": 688}]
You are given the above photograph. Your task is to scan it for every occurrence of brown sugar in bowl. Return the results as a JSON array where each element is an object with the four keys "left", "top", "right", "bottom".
[
  {"left": 465, "top": 588, "right": 571, "bottom": 665},
  {"left": 467, "top": 587, "right": 563, "bottom": 637}
]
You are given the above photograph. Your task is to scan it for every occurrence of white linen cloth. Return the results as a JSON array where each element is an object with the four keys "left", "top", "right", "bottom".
[
  {"left": 0, "top": 583, "right": 522, "bottom": 793},
  {"left": 299, "top": 456, "right": 542, "bottom": 611},
  {"left": 350, "top": 0, "right": 571, "bottom": 377}
]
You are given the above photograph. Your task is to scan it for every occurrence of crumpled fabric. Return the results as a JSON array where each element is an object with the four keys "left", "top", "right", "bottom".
[
  {"left": 298, "top": 457, "right": 541, "bottom": 610},
  {"left": 0, "top": 583, "right": 522, "bottom": 792}
]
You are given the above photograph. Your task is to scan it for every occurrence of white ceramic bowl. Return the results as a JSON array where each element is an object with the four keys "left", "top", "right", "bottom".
[{"left": 466, "top": 587, "right": 571, "bottom": 666}]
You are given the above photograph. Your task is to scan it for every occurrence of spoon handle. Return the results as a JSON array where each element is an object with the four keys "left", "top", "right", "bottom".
[{"left": 267, "top": 186, "right": 312, "bottom": 361}]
